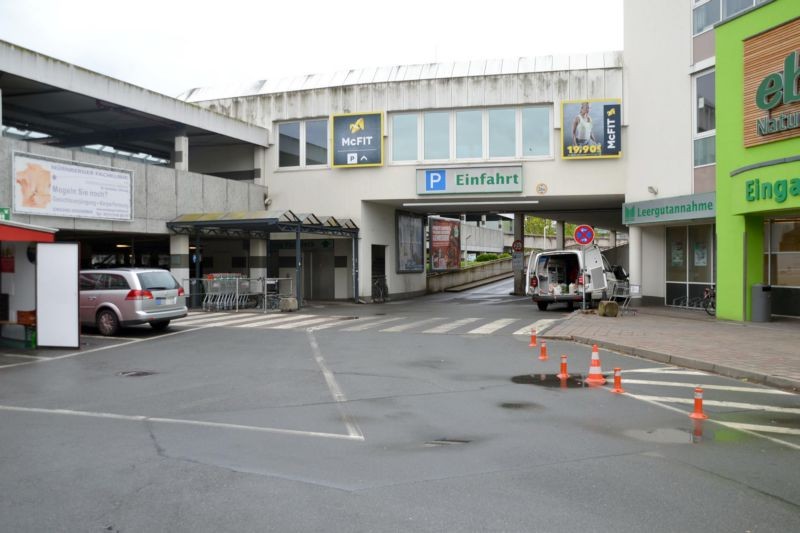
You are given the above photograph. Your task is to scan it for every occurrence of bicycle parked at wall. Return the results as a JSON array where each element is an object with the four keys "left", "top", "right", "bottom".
[
  {"left": 702, "top": 286, "right": 716, "bottom": 316},
  {"left": 371, "top": 275, "right": 388, "bottom": 303}
]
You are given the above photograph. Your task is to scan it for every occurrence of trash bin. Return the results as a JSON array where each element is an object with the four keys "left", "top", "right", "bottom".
[
  {"left": 190, "top": 279, "right": 203, "bottom": 309},
  {"left": 751, "top": 284, "right": 772, "bottom": 322}
]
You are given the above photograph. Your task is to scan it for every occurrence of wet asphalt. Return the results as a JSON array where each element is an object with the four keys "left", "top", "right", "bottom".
[{"left": 0, "top": 280, "right": 798, "bottom": 532}]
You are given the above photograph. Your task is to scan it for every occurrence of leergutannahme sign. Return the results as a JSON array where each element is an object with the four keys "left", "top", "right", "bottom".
[{"left": 623, "top": 192, "right": 715, "bottom": 225}]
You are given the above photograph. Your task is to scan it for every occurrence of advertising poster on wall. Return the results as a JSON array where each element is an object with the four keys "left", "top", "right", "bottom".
[
  {"left": 13, "top": 152, "right": 133, "bottom": 221},
  {"left": 671, "top": 242, "right": 684, "bottom": 267},
  {"left": 429, "top": 217, "right": 461, "bottom": 272},
  {"left": 396, "top": 212, "right": 424, "bottom": 273},
  {"left": 694, "top": 243, "right": 708, "bottom": 267},
  {"left": 561, "top": 99, "right": 622, "bottom": 159}
]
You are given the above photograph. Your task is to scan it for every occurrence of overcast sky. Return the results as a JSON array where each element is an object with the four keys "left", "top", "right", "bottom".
[{"left": 0, "top": 0, "right": 623, "bottom": 98}]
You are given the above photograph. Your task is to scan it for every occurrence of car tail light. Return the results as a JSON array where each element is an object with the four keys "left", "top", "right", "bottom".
[
  {"left": 529, "top": 276, "right": 538, "bottom": 288},
  {"left": 126, "top": 289, "right": 153, "bottom": 300},
  {"left": 177, "top": 287, "right": 185, "bottom": 296},
  {"left": 577, "top": 275, "right": 584, "bottom": 286}
]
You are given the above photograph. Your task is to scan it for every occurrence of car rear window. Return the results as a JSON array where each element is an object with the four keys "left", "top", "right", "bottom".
[{"left": 136, "top": 271, "right": 179, "bottom": 290}]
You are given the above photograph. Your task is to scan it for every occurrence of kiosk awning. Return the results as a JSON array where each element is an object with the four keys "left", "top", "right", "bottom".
[{"left": 0, "top": 220, "right": 57, "bottom": 242}]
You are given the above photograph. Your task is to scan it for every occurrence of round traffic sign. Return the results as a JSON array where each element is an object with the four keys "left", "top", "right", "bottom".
[
  {"left": 512, "top": 239, "right": 523, "bottom": 252},
  {"left": 574, "top": 225, "right": 595, "bottom": 245}
]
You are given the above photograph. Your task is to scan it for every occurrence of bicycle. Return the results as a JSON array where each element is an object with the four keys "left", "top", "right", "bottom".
[
  {"left": 702, "top": 286, "right": 716, "bottom": 316},
  {"left": 371, "top": 275, "right": 387, "bottom": 303}
]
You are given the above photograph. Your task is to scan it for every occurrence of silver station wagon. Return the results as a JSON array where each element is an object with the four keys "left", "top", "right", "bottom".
[{"left": 79, "top": 268, "right": 187, "bottom": 336}]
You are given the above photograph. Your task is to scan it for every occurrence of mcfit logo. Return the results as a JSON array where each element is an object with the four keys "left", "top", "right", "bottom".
[{"left": 349, "top": 118, "right": 365, "bottom": 134}]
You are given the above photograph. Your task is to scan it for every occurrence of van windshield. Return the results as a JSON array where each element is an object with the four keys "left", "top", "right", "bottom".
[{"left": 137, "top": 271, "right": 179, "bottom": 290}]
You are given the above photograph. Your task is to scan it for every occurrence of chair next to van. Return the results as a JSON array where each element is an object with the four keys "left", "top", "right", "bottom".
[{"left": 525, "top": 247, "right": 625, "bottom": 311}]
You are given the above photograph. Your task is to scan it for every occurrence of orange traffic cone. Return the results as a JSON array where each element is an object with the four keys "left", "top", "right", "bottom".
[
  {"left": 538, "top": 341, "right": 549, "bottom": 361},
  {"left": 612, "top": 367, "right": 625, "bottom": 393},
  {"left": 557, "top": 355, "right": 570, "bottom": 379},
  {"left": 689, "top": 387, "right": 709, "bottom": 419},
  {"left": 585, "top": 344, "right": 606, "bottom": 385},
  {"left": 528, "top": 328, "right": 537, "bottom": 347}
]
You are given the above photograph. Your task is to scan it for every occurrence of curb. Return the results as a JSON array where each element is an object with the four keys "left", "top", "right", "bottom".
[{"left": 540, "top": 333, "right": 800, "bottom": 392}]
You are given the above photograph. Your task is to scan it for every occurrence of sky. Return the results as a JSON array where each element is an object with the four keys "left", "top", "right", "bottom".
[{"left": 0, "top": 0, "right": 623, "bottom": 98}]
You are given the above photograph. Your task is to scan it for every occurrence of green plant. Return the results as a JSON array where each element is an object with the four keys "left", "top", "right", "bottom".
[{"left": 475, "top": 253, "right": 498, "bottom": 262}]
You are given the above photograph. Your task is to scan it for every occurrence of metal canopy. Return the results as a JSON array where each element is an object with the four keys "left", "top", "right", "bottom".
[{"left": 167, "top": 210, "right": 360, "bottom": 239}]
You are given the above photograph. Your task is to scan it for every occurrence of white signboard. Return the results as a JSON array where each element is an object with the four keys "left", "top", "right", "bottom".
[
  {"left": 13, "top": 152, "right": 133, "bottom": 221},
  {"left": 36, "top": 243, "right": 80, "bottom": 348}
]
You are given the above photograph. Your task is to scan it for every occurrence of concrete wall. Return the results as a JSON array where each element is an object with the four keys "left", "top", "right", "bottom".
[
  {"left": 0, "top": 136, "right": 268, "bottom": 232},
  {"left": 462, "top": 224, "right": 504, "bottom": 254},
  {"left": 426, "top": 258, "right": 516, "bottom": 293}
]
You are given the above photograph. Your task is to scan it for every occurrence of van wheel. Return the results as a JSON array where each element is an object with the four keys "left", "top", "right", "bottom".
[
  {"left": 537, "top": 302, "right": 549, "bottom": 311},
  {"left": 96, "top": 309, "right": 119, "bottom": 336},
  {"left": 150, "top": 320, "right": 170, "bottom": 331}
]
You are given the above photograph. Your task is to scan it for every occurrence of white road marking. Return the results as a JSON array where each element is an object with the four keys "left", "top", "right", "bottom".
[
  {"left": 466, "top": 318, "right": 518, "bottom": 335},
  {"left": 340, "top": 317, "right": 405, "bottom": 331},
  {"left": 629, "top": 395, "right": 800, "bottom": 414},
  {"left": 195, "top": 314, "right": 277, "bottom": 328},
  {"left": 620, "top": 379, "right": 794, "bottom": 395},
  {"left": 0, "top": 353, "right": 48, "bottom": 360},
  {"left": 720, "top": 422, "right": 800, "bottom": 436},
  {"left": 381, "top": 317, "right": 445, "bottom": 333},
  {"left": 235, "top": 314, "right": 315, "bottom": 328},
  {"left": 513, "top": 319, "right": 557, "bottom": 336},
  {"left": 0, "top": 405, "right": 362, "bottom": 441},
  {"left": 271, "top": 317, "right": 344, "bottom": 330},
  {"left": 623, "top": 367, "right": 710, "bottom": 376},
  {"left": 622, "top": 393, "right": 800, "bottom": 451},
  {"left": 306, "top": 331, "right": 363, "bottom": 439},
  {"left": 308, "top": 318, "right": 364, "bottom": 331},
  {"left": 422, "top": 317, "right": 480, "bottom": 334},
  {"left": 173, "top": 313, "right": 242, "bottom": 325}
]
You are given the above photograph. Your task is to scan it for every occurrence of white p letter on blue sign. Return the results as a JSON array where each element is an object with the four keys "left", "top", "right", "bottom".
[{"left": 426, "top": 170, "right": 446, "bottom": 191}]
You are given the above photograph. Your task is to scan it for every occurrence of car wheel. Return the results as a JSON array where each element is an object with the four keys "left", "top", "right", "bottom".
[
  {"left": 150, "top": 320, "right": 170, "bottom": 331},
  {"left": 96, "top": 309, "right": 119, "bottom": 336},
  {"left": 537, "top": 302, "right": 549, "bottom": 311}
]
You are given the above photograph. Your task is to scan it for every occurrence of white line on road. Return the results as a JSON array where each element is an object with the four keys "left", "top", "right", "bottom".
[
  {"left": 195, "top": 314, "right": 279, "bottom": 328},
  {"left": 271, "top": 317, "right": 343, "bottom": 329},
  {"left": 620, "top": 379, "right": 794, "bottom": 395},
  {"left": 306, "top": 331, "right": 364, "bottom": 440},
  {"left": 623, "top": 367, "right": 710, "bottom": 376},
  {"left": 629, "top": 395, "right": 800, "bottom": 414},
  {"left": 513, "top": 319, "right": 557, "bottom": 336},
  {"left": 467, "top": 318, "right": 518, "bottom": 335},
  {"left": 235, "top": 314, "right": 315, "bottom": 328},
  {"left": 0, "top": 405, "right": 362, "bottom": 441},
  {"left": 340, "top": 317, "right": 405, "bottom": 331},
  {"left": 422, "top": 317, "right": 480, "bottom": 334},
  {"left": 173, "top": 313, "right": 241, "bottom": 325},
  {"left": 719, "top": 422, "right": 800, "bottom": 436},
  {"left": 381, "top": 317, "right": 445, "bottom": 333}
]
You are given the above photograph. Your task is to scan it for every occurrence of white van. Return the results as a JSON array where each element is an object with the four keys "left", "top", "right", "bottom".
[{"left": 525, "top": 246, "right": 626, "bottom": 311}]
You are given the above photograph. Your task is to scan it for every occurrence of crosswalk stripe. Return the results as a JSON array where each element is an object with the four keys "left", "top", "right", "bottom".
[
  {"left": 513, "top": 319, "right": 556, "bottom": 336},
  {"left": 381, "top": 317, "right": 445, "bottom": 333},
  {"left": 467, "top": 318, "right": 518, "bottom": 335},
  {"left": 423, "top": 318, "right": 480, "bottom": 334},
  {"left": 174, "top": 313, "right": 243, "bottom": 325},
  {"left": 630, "top": 395, "right": 800, "bottom": 415},
  {"left": 620, "top": 379, "right": 794, "bottom": 395},
  {"left": 270, "top": 317, "right": 344, "bottom": 330},
  {"left": 340, "top": 317, "right": 405, "bottom": 332},
  {"left": 308, "top": 318, "right": 361, "bottom": 331},
  {"left": 235, "top": 314, "right": 315, "bottom": 328},
  {"left": 197, "top": 314, "right": 277, "bottom": 328}
]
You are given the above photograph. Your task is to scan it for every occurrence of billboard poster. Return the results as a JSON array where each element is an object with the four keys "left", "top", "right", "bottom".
[
  {"left": 331, "top": 112, "right": 384, "bottom": 167},
  {"left": 396, "top": 212, "right": 424, "bottom": 273},
  {"left": 13, "top": 152, "right": 132, "bottom": 221},
  {"left": 429, "top": 217, "right": 461, "bottom": 272},
  {"left": 561, "top": 99, "right": 622, "bottom": 159}
]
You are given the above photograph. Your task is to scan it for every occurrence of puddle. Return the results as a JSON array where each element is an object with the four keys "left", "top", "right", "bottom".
[
  {"left": 623, "top": 422, "right": 716, "bottom": 444},
  {"left": 511, "top": 374, "right": 588, "bottom": 388},
  {"left": 500, "top": 402, "right": 540, "bottom": 410}
]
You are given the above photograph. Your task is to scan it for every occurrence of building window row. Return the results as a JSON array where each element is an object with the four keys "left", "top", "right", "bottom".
[
  {"left": 278, "top": 119, "right": 328, "bottom": 168},
  {"left": 693, "top": 0, "right": 769, "bottom": 35},
  {"left": 693, "top": 69, "right": 716, "bottom": 167},
  {"left": 391, "top": 106, "right": 551, "bottom": 163}
]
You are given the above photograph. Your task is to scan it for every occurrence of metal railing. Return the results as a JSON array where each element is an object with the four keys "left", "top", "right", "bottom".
[{"left": 181, "top": 275, "right": 294, "bottom": 312}]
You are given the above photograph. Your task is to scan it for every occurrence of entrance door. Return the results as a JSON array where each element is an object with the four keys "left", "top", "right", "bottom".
[{"left": 302, "top": 248, "right": 335, "bottom": 301}]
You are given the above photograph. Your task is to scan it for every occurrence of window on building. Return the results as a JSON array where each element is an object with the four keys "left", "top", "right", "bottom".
[
  {"left": 488, "top": 108, "right": 516, "bottom": 158},
  {"left": 694, "top": 0, "right": 763, "bottom": 35},
  {"left": 693, "top": 70, "right": 716, "bottom": 167},
  {"left": 278, "top": 119, "right": 328, "bottom": 168},
  {"left": 390, "top": 106, "right": 551, "bottom": 163},
  {"left": 456, "top": 110, "right": 482, "bottom": 159},
  {"left": 392, "top": 114, "right": 418, "bottom": 161},
  {"left": 522, "top": 107, "right": 550, "bottom": 156},
  {"left": 724, "top": 0, "right": 755, "bottom": 18},
  {"left": 424, "top": 112, "right": 450, "bottom": 160}
]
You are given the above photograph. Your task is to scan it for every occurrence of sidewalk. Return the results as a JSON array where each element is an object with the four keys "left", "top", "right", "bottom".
[{"left": 541, "top": 305, "right": 800, "bottom": 391}]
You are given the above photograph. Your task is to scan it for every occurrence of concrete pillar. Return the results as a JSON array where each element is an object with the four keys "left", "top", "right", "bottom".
[
  {"left": 556, "top": 220, "right": 565, "bottom": 249},
  {"left": 170, "top": 234, "right": 190, "bottom": 292},
  {"left": 174, "top": 135, "right": 189, "bottom": 171},
  {"left": 513, "top": 212, "right": 525, "bottom": 295},
  {"left": 254, "top": 146, "right": 267, "bottom": 186},
  {"left": 609, "top": 230, "right": 617, "bottom": 248},
  {"left": 628, "top": 225, "right": 642, "bottom": 302},
  {"left": 249, "top": 239, "right": 267, "bottom": 280}
]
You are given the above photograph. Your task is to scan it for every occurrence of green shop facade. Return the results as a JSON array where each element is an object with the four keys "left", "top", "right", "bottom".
[{"left": 716, "top": 0, "right": 800, "bottom": 320}]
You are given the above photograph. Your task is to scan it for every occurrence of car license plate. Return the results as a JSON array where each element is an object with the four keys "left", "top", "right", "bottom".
[{"left": 155, "top": 297, "right": 175, "bottom": 305}]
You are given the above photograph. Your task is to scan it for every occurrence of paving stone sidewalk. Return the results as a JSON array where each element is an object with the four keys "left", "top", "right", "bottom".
[{"left": 540, "top": 306, "right": 800, "bottom": 391}]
